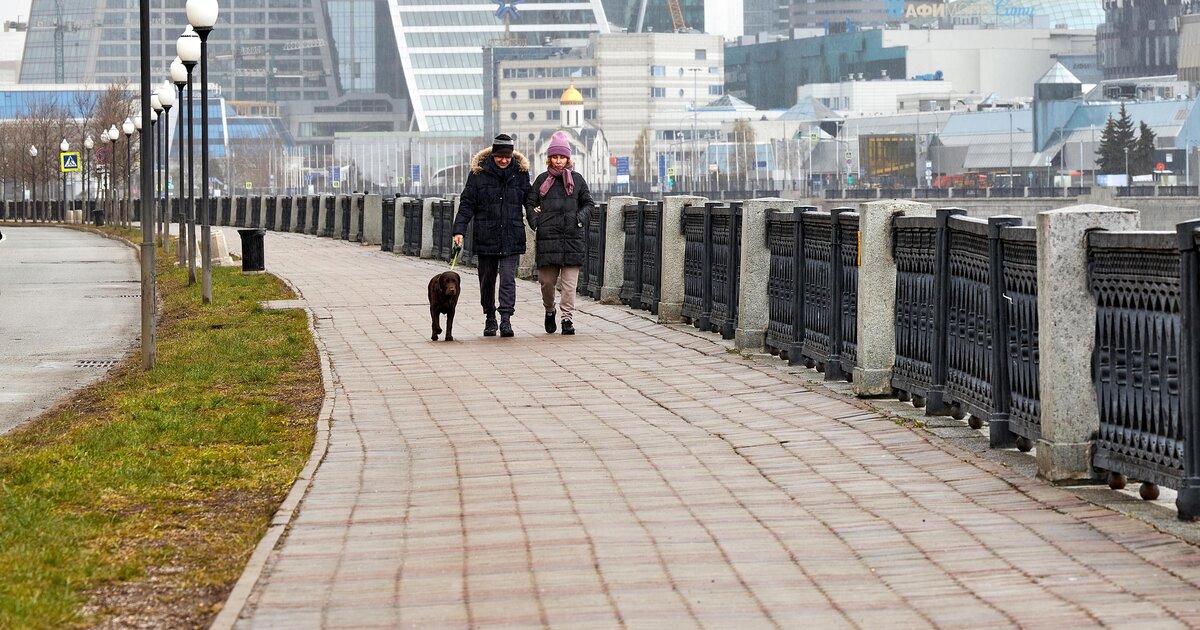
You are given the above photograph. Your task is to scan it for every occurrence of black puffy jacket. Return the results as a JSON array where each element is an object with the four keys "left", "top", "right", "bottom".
[
  {"left": 453, "top": 149, "right": 532, "bottom": 257},
  {"left": 525, "top": 169, "right": 594, "bottom": 268}
]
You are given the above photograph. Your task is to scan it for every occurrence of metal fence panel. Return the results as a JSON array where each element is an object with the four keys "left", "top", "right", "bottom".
[
  {"left": 583, "top": 204, "right": 607, "bottom": 299},
  {"left": 1001, "top": 226, "right": 1040, "bottom": 443},
  {"left": 381, "top": 199, "right": 395, "bottom": 251},
  {"left": 944, "top": 215, "right": 994, "bottom": 423},
  {"left": 1089, "top": 231, "right": 1184, "bottom": 489},
  {"left": 839, "top": 212, "right": 860, "bottom": 370},
  {"left": 765, "top": 210, "right": 797, "bottom": 358},
  {"left": 800, "top": 211, "right": 834, "bottom": 369},
  {"left": 891, "top": 215, "right": 938, "bottom": 398}
]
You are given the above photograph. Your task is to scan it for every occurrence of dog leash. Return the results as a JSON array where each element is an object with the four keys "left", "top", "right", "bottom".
[{"left": 450, "top": 243, "right": 462, "bottom": 270}]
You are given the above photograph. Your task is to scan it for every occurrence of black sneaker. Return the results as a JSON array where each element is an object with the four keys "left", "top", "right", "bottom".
[
  {"left": 544, "top": 311, "right": 557, "bottom": 333},
  {"left": 561, "top": 319, "right": 575, "bottom": 335},
  {"left": 499, "top": 318, "right": 514, "bottom": 338},
  {"left": 483, "top": 318, "right": 498, "bottom": 337}
]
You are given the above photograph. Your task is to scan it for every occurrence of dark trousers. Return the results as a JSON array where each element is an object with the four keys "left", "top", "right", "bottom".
[{"left": 477, "top": 254, "right": 520, "bottom": 317}]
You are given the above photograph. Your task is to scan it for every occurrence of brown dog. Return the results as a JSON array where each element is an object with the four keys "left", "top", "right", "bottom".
[{"left": 428, "top": 270, "right": 461, "bottom": 341}]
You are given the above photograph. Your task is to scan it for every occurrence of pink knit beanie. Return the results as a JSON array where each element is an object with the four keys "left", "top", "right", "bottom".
[{"left": 547, "top": 131, "right": 571, "bottom": 158}]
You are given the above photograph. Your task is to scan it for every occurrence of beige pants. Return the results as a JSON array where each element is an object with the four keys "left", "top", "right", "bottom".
[{"left": 538, "top": 265, "right": 581, "bottom": 320}]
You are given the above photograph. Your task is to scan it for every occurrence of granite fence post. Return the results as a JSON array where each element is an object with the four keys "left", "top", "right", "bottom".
[
  {"left": 1035, "top": 204, "right": 1140, "bottom": 483},
  {"left": 851, "top": 199, "right": 935, "bottom": 395},
  {"left": 658, "top": 195, "right": 707, "bottom": 323}
]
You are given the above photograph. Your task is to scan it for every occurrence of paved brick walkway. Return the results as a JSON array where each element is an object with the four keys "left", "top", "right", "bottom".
[{"left": 220, "top": 230, "right": 1200, "bottom": 629}]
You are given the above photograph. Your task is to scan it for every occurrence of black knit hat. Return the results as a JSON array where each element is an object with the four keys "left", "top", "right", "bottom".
[{"left": 491, "top": 133, "right": 514, "bottom": 156}]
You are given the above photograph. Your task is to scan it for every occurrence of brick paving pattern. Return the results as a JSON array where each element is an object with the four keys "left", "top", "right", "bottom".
[{"left": 227, "top": 231, "right": 1200, "bottom": 629}]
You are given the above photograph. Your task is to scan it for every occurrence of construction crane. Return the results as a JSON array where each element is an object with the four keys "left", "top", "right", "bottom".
[
  {"left": 634, "top": 0, "right": 687, "bottom": 33},
  {"left": 26, "top": 0, "right": 96, "bottom": 83}
]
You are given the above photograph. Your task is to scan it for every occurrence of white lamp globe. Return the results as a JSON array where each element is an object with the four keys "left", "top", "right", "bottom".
[
  {"left": 186, "top": 0, "right": 219, "bottom": 30},
  {"left": 60, "top": 138, "right": 69, "bottom": 152},
  {"left": 108, "top": 124, "right": 119, "bottom": 140},
  {"left": 150, "top": 110, "right": 158, "bottom": 123},
  {"left": 122, "top": 118, "right": 134, "bottom": 137},
  {"left": 177, "top": 26, "right": 201, "bottom": 64},
  {"left": 85, "top": 135, "right": 94, "bottom": 150},
  {"left": 100, "top": 130, "right": 109, "bottom": 144},
  {"left": 170, "top": 57, "right": 188, "bottom": 83},
  {"left": 29, "top": 145, "right": 37, "bottom": 157},
  {"left": 151, "top": 93, "right": 162, "bottom": 113},
  {"left": 134, "top": 115, "right": 143, "bottom": 131},
  {"left": 158, "top": 83, "right": 175, "bottom": 108}
]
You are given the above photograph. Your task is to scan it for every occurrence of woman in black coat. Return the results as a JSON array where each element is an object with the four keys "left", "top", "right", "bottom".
[
  {"left": 524, "top": 131, "right": 594, "bottom": 336},
  {"left": 453, "top": 133, "right": 532, "bottom": 337}
]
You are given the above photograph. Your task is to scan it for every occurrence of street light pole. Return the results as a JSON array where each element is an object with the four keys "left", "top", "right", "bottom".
[
  {"left": 137, "top": 0, "right": 156, "bottom": 369},
  {"left": 84, "top": 135, "right": 94, "bottom": 224},
  {"left": 108, "top": 124, "right": 119, "bottom": 226},
  {"left": 188, "top": 0, "right": 220, "bottom": 305},
  {"left": 151, "top": 91, "right": 163, "bottom": 247},
  {"left": 123, "top": 118, "right": 134, "bottom": 228},
  {"left": 1125, "top": 146, "right": 1130, "bottom": 192},
  {"left": 171, "top": 57, "right": 188, "bottom": 267},
  {"left": 28, "top": 145, "right": 37, "bottom": 222},
  {"left": 158, "top": 82, "right": 175, "bottom": 251},
  {"left": 60, "top": 138, "right": 69, "bottom": 222},
  {"left": 179, "top": 29, "right": 200, "bottom": 285}
]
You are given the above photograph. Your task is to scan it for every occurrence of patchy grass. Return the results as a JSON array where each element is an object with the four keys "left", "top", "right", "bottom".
[{"left": 0, "top": 228, "right": 322, "bottom": 629}]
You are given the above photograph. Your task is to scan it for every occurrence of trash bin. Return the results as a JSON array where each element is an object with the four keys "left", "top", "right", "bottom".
[
  {"left": 91, "top": 208, "right": 104, "bottom": 227},
  {"left": 238, "top": 228, "right": 265, "bottom": 272}
]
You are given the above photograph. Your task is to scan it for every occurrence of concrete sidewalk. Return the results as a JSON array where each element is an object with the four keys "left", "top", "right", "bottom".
[{"left": 215, "top": 230, "right": 1200, "bottom": 629}]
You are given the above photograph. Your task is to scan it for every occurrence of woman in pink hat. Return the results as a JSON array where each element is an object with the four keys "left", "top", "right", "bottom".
[{"left": 525, "top": 130, "right": 595, "bottom": 335}]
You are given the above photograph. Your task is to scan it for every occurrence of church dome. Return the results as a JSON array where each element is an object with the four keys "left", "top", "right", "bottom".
[{"left": 560, "top": 83, "right": 584, "bottom": 105}]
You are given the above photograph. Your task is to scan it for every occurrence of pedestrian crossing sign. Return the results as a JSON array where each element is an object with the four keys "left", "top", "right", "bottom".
[{"left": 60, "top": 152, "right": 81, "bottom": 173}]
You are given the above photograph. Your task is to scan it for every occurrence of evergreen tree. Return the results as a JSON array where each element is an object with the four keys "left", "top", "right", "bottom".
[
  {"left": 1096, "top": 104, "right": 1137, "bottom": 174},
  {"left": 1131, "top": 121, "right": 1157, "bottom": 176}
]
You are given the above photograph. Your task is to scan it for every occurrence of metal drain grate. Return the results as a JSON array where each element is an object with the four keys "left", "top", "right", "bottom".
[{"left": 76, "top": 359, "right": 120, "bottom": 369}]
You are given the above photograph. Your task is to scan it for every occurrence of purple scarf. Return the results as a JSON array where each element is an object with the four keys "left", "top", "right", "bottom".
[{"left": 539, "top": 165, "right": 575, "bottom": 197}]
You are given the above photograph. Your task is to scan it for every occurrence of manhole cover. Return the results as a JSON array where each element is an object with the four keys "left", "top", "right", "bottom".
[{"left": 76, "top": 359, "right": 120, "bottom": 369}]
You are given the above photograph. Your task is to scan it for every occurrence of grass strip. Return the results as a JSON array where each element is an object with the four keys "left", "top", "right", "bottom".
[{"left": 0, "top": 227, "right": 322, "bottom": 629}]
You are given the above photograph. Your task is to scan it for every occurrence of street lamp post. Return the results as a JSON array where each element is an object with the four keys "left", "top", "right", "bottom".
[
  {"left": 60, "top": 138, "right": 69, "bottom": 222},
  {"left": 84, "top": 134, "right": 94, "bottom": 225},
  {"left": 108, "top": 124, "right": 119, "bottom": 226},
  {"left": 188, "top": 0, "right": 220, "bottom": 305},
  {"left": 151, "top": 91, "right": 163, "bottom": 247},
  {"left": 28, "top": 145, "right": 37, "bottom": 222},
  {"left": 99, "top": 130, "right": 109, "bottom": 225},
  {"left": 123, "top": 117, "right": 134, "bottom": 228},
  {"left": 178, "top": 29, "right": 200, "bottom": 285},
  {"left": 158, "top": 82, "right": 175, "bottom": 251},
  {"left": 137, "top": 0, "right": 157, "bottom": 370},
  {"left": 171, "top": 57, "right": 189, "bottom": 266},
  {"left": 1124, "top": 146, "right": 1131, "bottom": 193}
]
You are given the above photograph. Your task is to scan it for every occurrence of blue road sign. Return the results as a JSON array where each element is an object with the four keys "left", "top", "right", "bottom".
[
  {"left": 658, "top": 154, "right": 667, "bottom": 182},
  {"left": 615, "top": 157, "right": 629, "bottom": 177},
  {"left": 60, "top": 152, "right": 81, "bottom": 173},
  {"left": 327, "top": 166, "right": 341, "bottom": 181},
  {"left": 411, "top": 164, "right": 421, "bottom": 182}
]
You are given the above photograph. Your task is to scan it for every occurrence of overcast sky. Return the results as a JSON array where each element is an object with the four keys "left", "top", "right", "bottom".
[{"left": 4, "top": 0, "right": 32, "bottom": 26}]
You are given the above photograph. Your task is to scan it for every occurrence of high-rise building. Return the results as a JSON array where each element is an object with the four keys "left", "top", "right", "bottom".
[
  {"left": 1098, "top": 0, "right": 1197, "bottom": 80},
  {"left": 386, "top": 0, "right": 610, "bottom": 133},
  {"left": 599, "top": 0, "right": 705, "bottom": 34}
]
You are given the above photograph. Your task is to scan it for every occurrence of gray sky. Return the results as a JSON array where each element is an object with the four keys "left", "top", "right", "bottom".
[{"left": 4, "top": 0, "right": 32, "bottom": 25}]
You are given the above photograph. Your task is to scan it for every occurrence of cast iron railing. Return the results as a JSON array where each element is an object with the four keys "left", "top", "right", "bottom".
[
  {"left": 619, "top": 200, "right": 663, "bottom": 313},
  {"left": 322, "top": 197, "right": 335, "bottom": 237},
  {"left": 1001, "top": 225, "right": 1040, "bottom": 447},
  {"left": 355, "top": 195, "right": 365, "bottom": 242},
  {"left": 682, "top": 202, "right": 742, "bottom": 339},
  {"left": 264, "top": 197, "right": 276, "bottom": 231},
  {"left": 293, "top": 197, "right": 306, "bottom": 234},
  {"left": 381, "top": 198, "right": 396, "bottom": 251},
  {"left": 1089, "top": 230, "right": 1185, "bottom": 494},
  {"left": 340, "top": 196, "right": 351, "bottom": 240},
  {"left": 280, "top": 197, "right": 292, "bottom": 233},
  {"left": 582, "top": 203, "right": 607, "bottom": 300},
  {"left": 402, "top": 199, "right": 422, "bottom": 256},
  {"left": 309, "top": 196, "right": 321, "bottom": 235},
  {"left": 235, "top": 197, "right": 247, "bottom": 227},
  {"left": 220, "top": 197, "right": 232, "bottom": 226},
  {"left": 250, "top": 196, "right": 262, "bottom": 227},
  {"left": 432, "top": 199, "right": 453, "bottom": 260},
  {"left": 891, "top": 214, "right": 938, "bottom": 402}
]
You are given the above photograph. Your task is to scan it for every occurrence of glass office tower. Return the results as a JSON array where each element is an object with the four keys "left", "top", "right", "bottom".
[{"left": 387, "top": 0, "right": 609, "bottom": 132}]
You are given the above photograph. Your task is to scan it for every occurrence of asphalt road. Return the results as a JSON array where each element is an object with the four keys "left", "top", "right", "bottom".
[{"left": 0, "top": 226, "right": 140, "bottom": 434}]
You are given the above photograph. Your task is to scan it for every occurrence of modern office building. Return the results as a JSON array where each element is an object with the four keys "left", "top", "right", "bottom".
[
  {"left": 388, "top": 0, "right": 610, "bottom": 133},
  {"left": 599, "top": 0, "right": 705, "bottom": 34},
  {"left": 776, "top": 0, "right": 1104, "bottom": 33},
  {"left": 726, "top": 27, "right": 1096, "bottom": 109},
  {"left": 1098, "top": 0, "right": 1197, "bottom": 80}
]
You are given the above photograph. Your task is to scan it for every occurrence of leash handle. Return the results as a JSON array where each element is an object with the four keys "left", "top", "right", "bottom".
[{"left": 450, "top": 243, "right": 462, "bottom": 270}]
